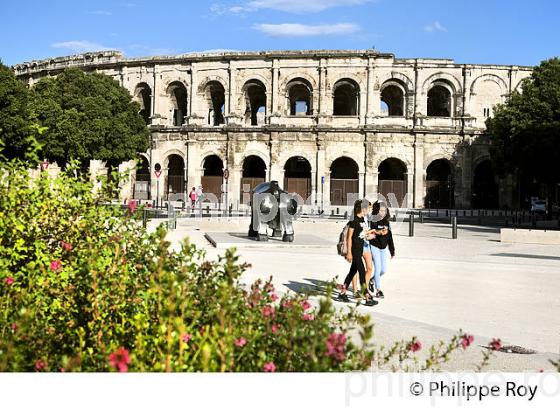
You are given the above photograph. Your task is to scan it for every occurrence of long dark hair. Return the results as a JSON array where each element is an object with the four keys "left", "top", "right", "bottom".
[
  {"left": 353, "top": 199, "right": 371, "bottom": 219},
  {"left": 371, "top": 201, "right": 391, "bottom": 224}
]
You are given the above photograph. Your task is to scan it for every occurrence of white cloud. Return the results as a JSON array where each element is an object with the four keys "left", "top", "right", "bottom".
[
  {"left": 253, "top": 23, "right": 360, "bottom": 37},
  {"left": 51, "top": 40, "right": 113, "bottom": 53},
  {"left": 211, "top": 0, "right": 372, "bottom": 14},
  {"left": 424, "top": 21, "right": 448, "bottom": 33}
]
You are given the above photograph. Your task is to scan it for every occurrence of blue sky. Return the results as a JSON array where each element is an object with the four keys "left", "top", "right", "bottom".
[{"left": 2, "top": 0, "right": 559, "bottom": 66}]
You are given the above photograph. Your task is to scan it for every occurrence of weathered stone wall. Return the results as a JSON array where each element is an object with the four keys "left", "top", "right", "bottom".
[{"left": 13, "top": 50, "right": 533, "bottom": 209}]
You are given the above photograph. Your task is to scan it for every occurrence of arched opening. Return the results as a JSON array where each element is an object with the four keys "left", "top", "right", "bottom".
[
  {"left": 472, "top": 160, "right": 498, "bottom": 209},
  {"left": 425, "top": 159, "right": 453, "bottom": 208},
  {"left": 134, "top": 83, "right": 152, "bottom": 124},
  {"left": 201, "top": 155, "right": 224, "bottom": 200},
  {"left": 241, "top": 155, "right": 267, "bottom": 203},
  {"left": 243, "top": 80, "right": 266, "bottom": 125},
  {"left": 333, "top": 79, "right": 359, "bottom": 116},
  {"left": 167, "top": 81, "right": 188, "bottom": 126},
  {"left": 378, "top": 158, "right": 407, "bottom": 205},
  {"left": 284, "top": 156, "right": 312, "bottom": 200},
  {"left": 133, "top": 156, "right": 150, "bottom": 200},
  {"left": 287, "top": 79, "right": 312, "bottom": 116},
  {"left": 427, "top": 84, "right": 452, "bottom": 117},
  {"left": 204, "top": 81, "right": 225, "bottom": 126},
  {"left": 166, "top": 154, "right": 185, "bottom": 200},
  {"left": 381, "top": 84, "right": 404, "bottom": 117},
  {"left": 330, "top": 157, "right": 359, "bottom": 206}
]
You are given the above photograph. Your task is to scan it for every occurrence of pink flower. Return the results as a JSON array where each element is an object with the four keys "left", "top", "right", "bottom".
[
  {"left": 302, "top": 313, "right": 314, "bottom": 321},
  {"left": 181, "top": 333, "right": 193, "bottom": 343},
  {"left": 264, "top": 283, "right": 275, "bottom": 293},
  {"left": 460, "top": 334, "right": 474, "bottom": 350},
  {"left": 325, "top": 332, "right": 347, "bottom": 361},
  {"left": 5, "top": 276, "right": 14, "bottom": 286},
  {"left": 50, "top": 259, "right": 62, "bottom": 272},
  {"left": 271, "top": 324, "right": 279, "bottom": 333},
  {"left": 10, "top": 323, "right": 17, "bottom": 332},
  {"left": 108, "top": 347, "right": 131, "bottom": 372},
  {"left": 489, "top": 338, "right": 502, "bottom": 351},
  {"left": 282, "top": 300, "right": 293, "bottom": 309},
  {"left": 270, "top": 293, "right": 279, "bottom": 302},
  {"left": 263, "top": 362, "right": 276, "bottom": 372},
  {"left": 409, "top": 340, "right": 422, "bottom": 353},
  {"left": 235, "top": 337, "right": 247, "bottom": 347},
  {"left": 60, "top": 241, "right": 73, "bottom": 251},
  {"left": 128, "top": 200, "right": 137, "bottom": 214},
  {"left": 301, "top": 300, "right": 312, "bottom": 311},
  {"left": 35, "top": 360, "right": 46, "bottom": 371},
  {"left": 262, "top": 305, "right": 275, "bottom": 318}
]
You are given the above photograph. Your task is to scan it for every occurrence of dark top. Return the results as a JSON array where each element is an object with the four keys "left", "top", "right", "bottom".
[
  {"left": 369, "top": 219, "right": 395, "bottom": 256},
  {"left": 348, "top": 216, "right": 366, "bottom": 253}
]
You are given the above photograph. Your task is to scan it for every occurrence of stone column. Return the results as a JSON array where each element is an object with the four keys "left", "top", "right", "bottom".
[
  {"left": 316, "top": 142, "right": 327, "bottom": 209},
  {"left": 365, "top": 63, "right": 375, "bottom": 124},
  {"left": 405, "top": 172, "right": 414, "bottom": 209},
  {"left": 151, "top": 65, "right": 157, "bottom": 119},
  {"left": 271, "top": 59, "right": 280, "bottom": 114},
  {"left": 359, "top": 92, "right": 367, "bottom": 125},
  {"left": 318, "top": 61, "right": 328, "bottom": 121},
  {"left": 369, "top": 170, "right": 379, "bottom": 200},
  {"left": 414, "top": 141, "right": 425, "bottom": 208},
  {"left": 310, "top": 169, "right": 317, "bottom": 205}
]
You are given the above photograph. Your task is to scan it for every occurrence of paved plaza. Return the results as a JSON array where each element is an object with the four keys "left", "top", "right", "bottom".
[{"left": 154, "top": 217, "right": 560, "bottom": 371}]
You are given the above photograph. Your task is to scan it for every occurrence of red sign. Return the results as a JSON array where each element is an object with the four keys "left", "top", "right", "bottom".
[
  {"left": 155, "top": 170, "right": 162, "bottom": 178},
  {"left": 40, "top": 161, "right": 49, "bottom": 170},
  {"left": 223, "top": 169, "right": 230, "bottom": 180}
]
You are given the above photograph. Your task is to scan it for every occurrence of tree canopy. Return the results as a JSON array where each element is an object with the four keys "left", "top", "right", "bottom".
[
  {"left": 0, "top": 61, "right": 35, "bottom": 160},
  {"left": 487, "top": 58, "right": 560, "bottom": 186},
  {"left": 31, "top": 68, "right": 149, "bottom": 168}
]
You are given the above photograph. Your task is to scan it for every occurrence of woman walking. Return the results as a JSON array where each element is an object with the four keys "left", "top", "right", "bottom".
[
  {"left": 368, "top": 201, "right": 395, "bottom": 299},
  {"left": 338, "top": 199, "right": 376, "bottom": 306}
]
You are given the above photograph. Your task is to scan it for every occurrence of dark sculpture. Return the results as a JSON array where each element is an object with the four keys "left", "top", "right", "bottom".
[{"left": 248, "top": 181, "right": 298, "bottom": 242}]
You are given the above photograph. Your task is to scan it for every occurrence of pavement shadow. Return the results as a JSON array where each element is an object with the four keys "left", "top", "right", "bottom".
[
  {"left": 491, "top": 252, "right": 560, "bottom": 261},
  {"left": 283, "top": 277, "right": 335, "bottom": 297}
]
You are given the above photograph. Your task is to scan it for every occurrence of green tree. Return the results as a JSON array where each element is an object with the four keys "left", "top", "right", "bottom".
[
  {"left": 486, "top": 58, "right": 560, "bottom": 207},
  {"left": 31, "top": 68, "right": 149, "bottom": 169},
  {"left": 0, "top": 61, "right": 35, "bottom": 160}
]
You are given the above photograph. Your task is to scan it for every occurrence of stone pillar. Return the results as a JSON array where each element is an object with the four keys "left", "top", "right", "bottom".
[
  {"left": 151, "top": 65, "right": 157, "bottom": 119},
  {"left": 270, "top": 163, "right": 283, "bottom": 184},
  {"left": 405, "top": 172, "right": 414, "bottom": 209},
  {"left": 359, "top": 92, "right": 367, "bottom": 125},
  {"left": 318, "top": 61, "right": 328, "bottom": 118},
  {"left": 271, "top": 59, "right": 280, "bottom": 114},
  {"left": 365, "top": 63, "right": 375, "bottom": 124},
  {"left": 414, "top": 141, "right": 425, "bottom": 208},
  {"left": 310, "top": 169, "right": 317, "bottom": 205},
  {"left": 369, "top": 170, "right": 379, "bottom": 200},
  {"left": 316, "top": 142, "right": 327, "bottom": 208},
  {"left": 323, "top": 170, "right": 331, "bottom": 207}
]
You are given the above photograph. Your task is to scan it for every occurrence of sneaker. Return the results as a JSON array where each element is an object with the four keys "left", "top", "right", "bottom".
[
  {"left": 368, "top": 279, "right": 376, "bottom": 294},
  {"left": 375, "top": 290, "right": 385, "bottom": 299},
  {"left": 364, "top": 297, "right": 378, "bottom": 307},
  {"left": 337, "top": 293, "right": 350, "bottom": 302}
]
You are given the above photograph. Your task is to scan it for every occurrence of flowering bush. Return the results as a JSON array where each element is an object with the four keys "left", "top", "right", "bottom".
[
  {"left": 0, "top": 157, "right": 528, "bottom": 372},
  {"left": 0, "top": 159, "right": 378, "bottom": 372}
]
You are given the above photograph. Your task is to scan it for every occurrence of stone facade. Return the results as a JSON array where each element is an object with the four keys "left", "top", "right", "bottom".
[{"left": 13, "top": 49, "right": 533, "bottom": 210}]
